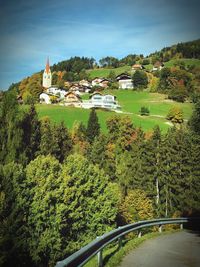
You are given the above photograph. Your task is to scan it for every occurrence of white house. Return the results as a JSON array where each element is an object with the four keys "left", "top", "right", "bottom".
[
  {"left": 116, "top": 73, "right": 133, "bottom": 89},
  {"left": 81, "top": 92, "right": 121, "bottom": 110},
  {"left": 39, "top": 93, "right": 51, "bottom": 104},
  {"left": 47, "top": 87, "right": 66, "bottom": 99}
]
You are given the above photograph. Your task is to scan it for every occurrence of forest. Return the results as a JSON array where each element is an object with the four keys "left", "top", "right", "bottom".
[{"left": 0, "top": 89, "right": 200, "bottom": 266}]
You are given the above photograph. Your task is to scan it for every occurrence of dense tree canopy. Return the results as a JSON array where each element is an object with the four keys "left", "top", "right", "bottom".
[{"left": 0, "top": 88, "right": 200, "bottom": 266}]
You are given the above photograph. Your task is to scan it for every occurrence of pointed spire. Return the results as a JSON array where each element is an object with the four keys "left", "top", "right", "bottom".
[{"left": 45, "top": 57, "right": 50, "bottom": 74}]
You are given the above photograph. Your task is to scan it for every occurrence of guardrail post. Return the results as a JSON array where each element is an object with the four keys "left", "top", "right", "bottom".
[
  {"left": 138, "top": 231, "right": 142, "bottom": 238},
  {"left": 180, "top": 223, "right": 183, "bottom": 230},
  {"left": 159, "top": 224, "right": 162, "bottom": 233},
  {"left": 97, "top": 249, "right": 103, "bottom": 267},
  {"left": 118, "top": 236, "right": 123, "bottom": 249}
]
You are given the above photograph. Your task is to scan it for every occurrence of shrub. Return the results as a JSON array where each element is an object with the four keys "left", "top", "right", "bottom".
[{"left": 140, "top": 106, "right": 150, "bottom": 116}]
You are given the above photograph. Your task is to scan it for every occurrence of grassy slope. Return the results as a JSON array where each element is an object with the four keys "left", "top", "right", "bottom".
[
  {"left": 165, "top": 58, "right": 200, "bottom": 68},
  {"left": 36, "top": 90, "right": 193, "bottom": 134},
  {"left": 36, "top": 59, "right": 197, "bottom": 133},
  {"left": 87, "top": 59, "right": 200, "bottom": 79},
  {"left": 88, "top": 65, "right": 131, "bottom": 79}
]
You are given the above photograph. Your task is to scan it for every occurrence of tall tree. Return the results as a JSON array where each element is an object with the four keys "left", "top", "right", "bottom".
[
  {"left": 0, "top": 90, "right": 24, "bottom": 164},
  {"left": 51, "top": 122, "right": 72, "bottom": 162},
  {"left": 132, "top": 70, "right": 148, "bottom": 89},
  {"left": 188, "top": 100, "right": 200, "bottom": 135},
  {"left": 21, "top": 104, "right": 41, "bottom": 163},
  {"left": 39, "top": 117, "right": 53, "bottom": 155},
  {"left": 86, "top": 108, "right": 100, "bottom": 143}
]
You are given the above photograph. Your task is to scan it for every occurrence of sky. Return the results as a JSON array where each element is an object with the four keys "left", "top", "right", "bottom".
[{"left": 0, "top": 0, "right": 200, "bottom": 90}]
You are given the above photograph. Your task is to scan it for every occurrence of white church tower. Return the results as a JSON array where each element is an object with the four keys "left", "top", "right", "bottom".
[{"left": 43, "top": 57, "right": 52, "bottom": 88}]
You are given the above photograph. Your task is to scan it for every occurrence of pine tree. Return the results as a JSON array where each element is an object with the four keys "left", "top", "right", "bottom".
[
  {"left": 21, "top": 104, "right": 41, "bottom": 163},
  {"left": 39, "top": 117, "right": 53, "bottom": 155},
  {"left": 158, "top": 128, "right": 191, "bottom": 217},
  {"left": 86, "top": 108, "right": 100, "bottom": 143},
  {"left": 87, "top": 134, "right": 108, "bottom": 169},
  {"left": 51, "top": 122, "right": 72, "bottom": 162},
  {"left": 188, "top": 100, "right": 200, "bottom": 135},
  {"left": 0, "top": 90, "right": 24, "bottom": 164}
]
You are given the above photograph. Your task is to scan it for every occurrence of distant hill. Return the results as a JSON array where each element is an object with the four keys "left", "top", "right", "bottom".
[
  {"left": 148, "top": 39, "right": 200, "bottom": 62},
  {"left": 7, "top": 39, "right": 200, "bottom": 103}
]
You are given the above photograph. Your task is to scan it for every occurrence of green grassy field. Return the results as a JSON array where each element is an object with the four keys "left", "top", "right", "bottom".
[
  {"left": 36, "top": 90, "right": 193, "bottom": 134},
  {"left": 87, "top": 59, "right": 200, "bottom": 80},
  {"left": 87, "top": 65, "right": 131, "bottom": 79},
  {"left": 164, "top": 58, "right": 200, "bottom": 68}
]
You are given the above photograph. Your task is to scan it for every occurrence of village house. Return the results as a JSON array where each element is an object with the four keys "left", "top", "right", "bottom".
[
  {"left": 132, "top": 64, "right": 145, "bottom": 72},
  {"left": 92, "top": 78, "right": 103, "bottom": 87},
  {"left": 152, "top": 61, "right": 164, "bottom": 71},
  {"left": 91, "top": 78, "right": 109, "bottom": 88},
  {"left": 39, "top": 92, "right": 59, "bottom": 104},
  {"left": 81, "top": 92, "right": 121, "bottom": 110},
  {"left": 64, "top": 92, "right": 82, "bottom": 107},
  {"left": 47, "top": 87, "right": 67, "bottom": 99},
  {"left": 79, "top": 79, "right": 91, "bottom": 87},
  {"left": 116, "top": 73, "right": 133, "bottom": 89}
]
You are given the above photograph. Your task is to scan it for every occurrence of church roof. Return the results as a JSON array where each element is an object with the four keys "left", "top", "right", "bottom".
[{"left": 45, "top": 57, "right": 50, "bottom": 74}]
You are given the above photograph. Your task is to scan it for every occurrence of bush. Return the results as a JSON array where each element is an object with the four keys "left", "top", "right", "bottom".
[{"left": 140, "top": 106, "right": 150, "bottom": 116}]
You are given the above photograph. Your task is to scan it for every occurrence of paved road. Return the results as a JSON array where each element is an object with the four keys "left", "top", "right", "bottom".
[{"left": 120, "top": 231, "right": 200, "bottom": 267}]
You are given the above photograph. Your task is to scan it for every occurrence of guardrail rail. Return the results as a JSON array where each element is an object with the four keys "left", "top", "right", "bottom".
[{"left": 55, "top": 217, "right": 197, "bottom": 267}]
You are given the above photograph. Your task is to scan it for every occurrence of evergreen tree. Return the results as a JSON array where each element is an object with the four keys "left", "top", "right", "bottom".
[
  {"left": 51, "top": 122, "right": 72, "bottom": 162},
  {"left": 86, "top": 108, "right": 100, "bottom": 143},
  {"left": 71, "top": 121, "right": 89, "bottom": 155},
  {"left": 87, "top": 134, "right": 108, "bottom": 169},
  {"left": 0, "top": 90, "right": 24, "bottom": 164},
  {"left": 0, "top": 163, "right": 30, "bottom": 267},
  {"left": 132, "top": 70, "right": 148, "bottom": 89},
  {"left": 21, "top": 104, "right": 41, "bottom": 163},
  {"left": 39, "top": 117, "right": 53, "bottom": 155},
  {"left": 188, "top": 100, "right": 200, "bottom": 135},
  {"left": 158, "top": 128, "right": 190, "bottom": 217}
]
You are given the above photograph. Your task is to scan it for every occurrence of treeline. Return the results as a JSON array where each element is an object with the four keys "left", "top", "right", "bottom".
[
  {"left": 149, "top": 39, "right": 200, "bottom": 62},
  {"left": 51, "top": 56, "right": 96, "bottom": 72},
  {"left": 1, "top": 89, "right": 200, "bottom": 266}
]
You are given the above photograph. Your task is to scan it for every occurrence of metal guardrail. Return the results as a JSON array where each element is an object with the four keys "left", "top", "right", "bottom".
[{"left": 55, "top": 217, "right": 190, "bottom": 267}]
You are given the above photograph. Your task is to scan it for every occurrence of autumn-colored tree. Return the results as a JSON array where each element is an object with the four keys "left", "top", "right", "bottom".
[
  {"left": 119, "top": 189, "right": 154, "bottom": 224},
  {"left": 166, "top": 106, "right": 184, "bottom": 125}
]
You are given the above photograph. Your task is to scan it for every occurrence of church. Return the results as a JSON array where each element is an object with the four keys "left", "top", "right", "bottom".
[{"left": 43, "top": 58, "right": 52, "bottom": 88}]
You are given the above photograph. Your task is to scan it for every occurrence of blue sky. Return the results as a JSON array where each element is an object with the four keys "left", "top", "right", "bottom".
[{"left": 0, "top": 0, "right": 199, "bottom": 90}]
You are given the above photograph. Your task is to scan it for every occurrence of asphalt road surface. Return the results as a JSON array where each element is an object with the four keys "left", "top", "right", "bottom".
[{"left": 120, "top": 231, "right": 200, "bottom": 267}]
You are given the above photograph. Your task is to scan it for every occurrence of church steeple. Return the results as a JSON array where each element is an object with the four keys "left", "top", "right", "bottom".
[
  {"left": 45, "top": 57, "right": 50, "bottom": 74},
  {"left": 43, "top": 57, "right": 52, "bottom": 88}
]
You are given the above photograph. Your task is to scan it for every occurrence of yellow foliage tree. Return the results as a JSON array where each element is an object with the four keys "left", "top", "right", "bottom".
[{"left": 119, "top": 189, "right": 154, "bottom": 224}]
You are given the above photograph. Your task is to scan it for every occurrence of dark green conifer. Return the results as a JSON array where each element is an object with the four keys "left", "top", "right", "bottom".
[{"left": 86, "top": 108, "right": 100, "bottom": 143}]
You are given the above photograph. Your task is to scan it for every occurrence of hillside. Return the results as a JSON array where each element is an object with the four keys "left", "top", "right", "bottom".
[{"left": 36, "top": 90, "right": 193, "bottom": 133}]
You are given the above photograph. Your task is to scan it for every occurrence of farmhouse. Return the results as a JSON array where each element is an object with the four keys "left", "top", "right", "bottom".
[
  {"left": 64, "top": 92, "right": 82, "bottom": 107},
  {"left": 79, "top": 80, "right": 91, "bottom": 87},
  {"left": 152, "top": 61, "right": 164, "bottom": 71},
  {"left": 132, "top": 64, "right": 145, "bottom": 72},
  {"left": 116, "top": 73, "right": 133, "bottom": 89},
  {"left": 91, "top": 78, "right": 109, "bottom": 88}
]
